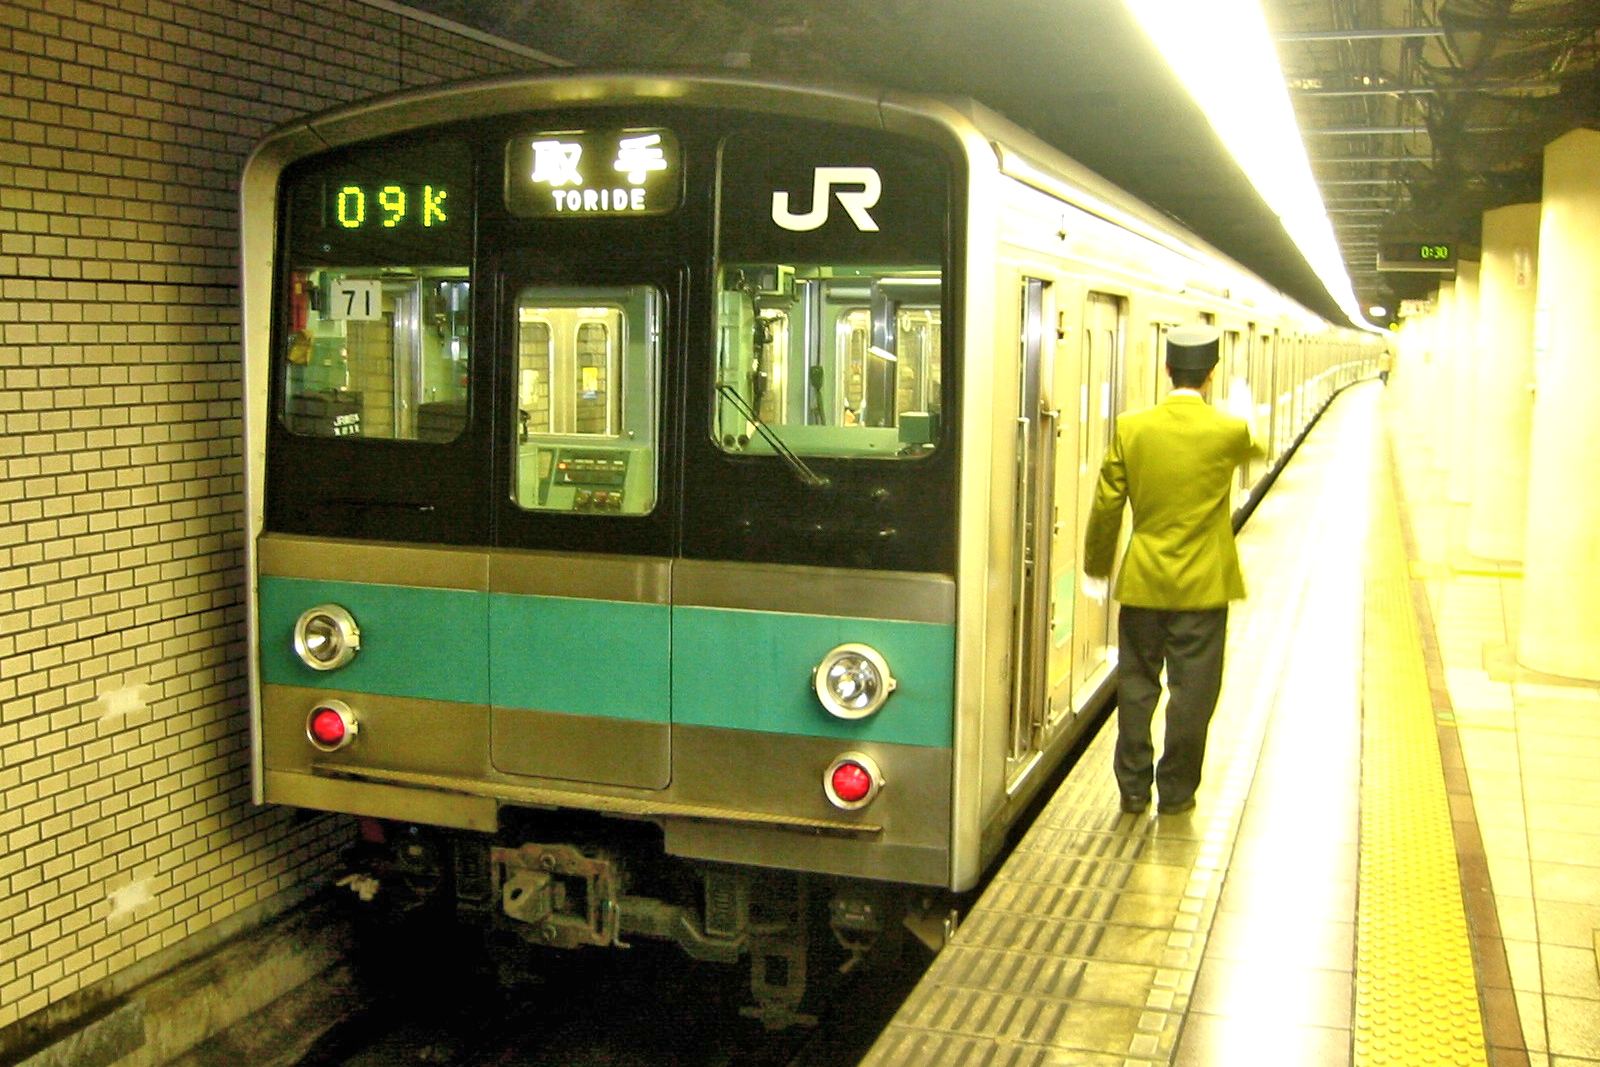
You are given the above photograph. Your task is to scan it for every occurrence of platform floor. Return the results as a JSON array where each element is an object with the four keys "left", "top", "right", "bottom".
[{"left": 861, "top": 381, "right": 1600, "bottom": 1067}]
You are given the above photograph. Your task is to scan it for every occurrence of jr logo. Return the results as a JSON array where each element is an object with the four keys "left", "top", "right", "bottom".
[{"left": 771, "top": 167, "right": 882, "bottom": 232}]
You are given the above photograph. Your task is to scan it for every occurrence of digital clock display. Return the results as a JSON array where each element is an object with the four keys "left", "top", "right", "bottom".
[
  {"left": 505, "top": 128, "right": 682, "bottom": 218},
  {"left": 1377, "top": 239, "right": 1456, "bottom": 273},
  {"left": 327, "top": 181, "right": 454, "bottom": 231}
]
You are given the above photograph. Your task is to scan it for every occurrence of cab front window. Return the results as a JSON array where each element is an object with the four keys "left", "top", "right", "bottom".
[
  {"left": 511, "top": 285, "right": 660, "bottom": 516},
  {"left": 714, "top": 264, "right": 943, "bottom": 459},
  {"left": 282, "top": 267, "right": 470, "bottom": 442}
]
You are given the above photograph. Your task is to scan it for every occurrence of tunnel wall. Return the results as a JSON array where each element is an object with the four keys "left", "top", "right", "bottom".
[{"left": 0, "top": 0, "right": 550, "bottom": 1034}]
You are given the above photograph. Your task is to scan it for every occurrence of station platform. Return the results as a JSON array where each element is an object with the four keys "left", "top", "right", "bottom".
[{"left": 862, "top": 380, "right": 1600, "bottom": 1067}]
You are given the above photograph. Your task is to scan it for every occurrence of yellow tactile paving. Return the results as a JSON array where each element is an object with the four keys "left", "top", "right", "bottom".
[
  {"left": 1356, "top": 439, "right": 1488, "bottom": 1067},
  {"left": 869, "top": 386, "right": 1518, "bottom": 1066}
]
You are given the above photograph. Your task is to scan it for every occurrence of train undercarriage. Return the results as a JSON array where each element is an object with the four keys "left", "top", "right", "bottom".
[{"left": 333, "top": 812, "right": 947, "bottom": 1029}]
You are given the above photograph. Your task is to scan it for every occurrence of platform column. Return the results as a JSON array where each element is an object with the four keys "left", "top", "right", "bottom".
[
  {"left": 1429, "top": 280, "right": 1456, "bottom": 471},
  {"left": 1467, "top": 204, "right": 1539, "bottom": 562},
  {"left": 1394, "top": 300, "right": 1437, "bottom": 464},
  {"left": 1520, "top": 129, "right": 1600, "bottom": 680},
  {"left": 1446, "top": 260, "right": 1479, "bottom": 504}
]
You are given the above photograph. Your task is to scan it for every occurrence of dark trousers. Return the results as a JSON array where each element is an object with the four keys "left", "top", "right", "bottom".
[{"left": 1115, "top": 605, "right": 1229, "bottom": 805}]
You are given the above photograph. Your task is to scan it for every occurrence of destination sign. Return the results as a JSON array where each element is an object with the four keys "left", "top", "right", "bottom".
[{"left": 505, "top": 128, "right": 681, "bottom": 218}]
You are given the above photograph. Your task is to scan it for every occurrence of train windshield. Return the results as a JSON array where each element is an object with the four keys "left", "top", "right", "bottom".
[
  {"left": 282, "top": 267, "right": 471, "bottom": 441},
  {"left": 510, "top": 285, "right": 660, "bottom": 516},
  {"left": 715, "top": 265, "right": 942, "bottom": 458},
  {"left": 278, "top": 140, "right": 474, "bottom": 443},
  {"left": 714, "top": 123, "right": 949, "bottom": 463}
]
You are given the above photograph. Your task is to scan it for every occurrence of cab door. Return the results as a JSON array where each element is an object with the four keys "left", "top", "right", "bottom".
[
  {"left": 1071, "top": 292, "right": 1122, "bottom": 701},
  {"left": 1006, "top": 277, "right": 1057, "bottom": 783},
  {"left": 488, "top": 268, "right": 680, "bottom": 790}
]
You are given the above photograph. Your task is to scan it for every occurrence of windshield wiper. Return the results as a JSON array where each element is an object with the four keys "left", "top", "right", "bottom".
[{"left": 716, "top": 382, "right": 829, "bottom": 488}]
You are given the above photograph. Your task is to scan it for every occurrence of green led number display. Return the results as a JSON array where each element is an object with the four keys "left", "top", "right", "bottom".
[
  {"left": 330, "top": 182, "right": 452, "bottom": 231},
  {"left": 1419, "top": 243, "right": 1451, "bottom": 260}
]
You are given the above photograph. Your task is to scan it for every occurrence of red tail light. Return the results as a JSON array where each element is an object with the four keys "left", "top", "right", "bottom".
[
  {"left": 306, "top": 701, "right": 358, "bottom": 752},
  {"left": 831, "top": 762, "right": 873, "bottom": 803},
  {"left": 823, "top": 752, "right": 883, "bottom": 810}
]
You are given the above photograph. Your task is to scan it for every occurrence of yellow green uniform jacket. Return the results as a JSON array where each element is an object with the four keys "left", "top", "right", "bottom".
[{"left": 1083, "top": 393, "right": 1261, "bottom": 609}]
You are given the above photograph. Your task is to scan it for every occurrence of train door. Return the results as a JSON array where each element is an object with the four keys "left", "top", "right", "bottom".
[
  {"left": 1007, "top": 277, "right": 1057, "bottom": 782},
  {"left": 1222, "top": 328, "right": 1240, "bottom": 398},
  {"left": 1151, "top": 322, "right": 1169, "bottom": 401},
  {"left": 1270, "top": 330, "right": 1286, "bottom": 459},
  {"left": 1239, "top": 324, "right": 1257, "bottom": 493},
  {"left": 489, "top": 270, "right": 678, "bottom": 790},
  {"left": 1071, "top": 292, "right": 1121, "bottom": 702}
]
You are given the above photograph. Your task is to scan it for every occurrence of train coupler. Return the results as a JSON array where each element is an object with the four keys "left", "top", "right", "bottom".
[{"left": 492, "top": 842, "right": 623, "bottom": 950}]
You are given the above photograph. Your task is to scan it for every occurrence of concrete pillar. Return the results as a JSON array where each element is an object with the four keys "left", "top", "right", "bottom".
[
  {"left": 1446, "top": 260, "right": 1479, "bottom": 504},
  {"left": 1394, "top": 302, "right": 1436, "bottom": 459},
  {"left": 1467, "top": 204, "right": 1539, "bottom": 562},
  {"left": 1430, "top": 280, "right": 1456, "bottom": 469},
  {"left": 1395, "top": 308, "right": 1429, "bottom": 422},
  {"left": 1520, "top": 128, "right": 1600, "bottom": 680}
]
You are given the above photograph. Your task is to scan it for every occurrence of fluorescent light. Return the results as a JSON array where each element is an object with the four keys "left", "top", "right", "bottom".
[{"left": 1122, "top": 0, "right": 1372, "bottom": 329}]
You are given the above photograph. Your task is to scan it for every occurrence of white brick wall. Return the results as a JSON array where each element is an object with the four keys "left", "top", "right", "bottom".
[{"left": 0, "top": 0, "right": 548, "bottom": 1029}]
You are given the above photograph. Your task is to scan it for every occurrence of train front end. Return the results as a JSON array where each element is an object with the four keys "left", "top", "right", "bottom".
[{"left": 241, "top": 75, "right": 970, "bottom": 1017}]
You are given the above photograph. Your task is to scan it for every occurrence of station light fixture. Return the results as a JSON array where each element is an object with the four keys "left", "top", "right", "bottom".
[{"left": 1121, "top": 0, "right": 1375, "bottom": 331}]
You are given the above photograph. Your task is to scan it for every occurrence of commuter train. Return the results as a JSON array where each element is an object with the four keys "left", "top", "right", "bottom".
[{"left": 240, "top": 72, "right": 1378, "bottom": 1022}]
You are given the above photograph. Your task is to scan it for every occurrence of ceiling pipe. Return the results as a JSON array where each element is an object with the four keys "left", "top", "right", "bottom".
[
  {"left": 1314, "top": 156, "right": 1429, "bottom": 163},
  {"left": 1305, "top": 124, "right": 1513, "bottom": 134},
  {"left": 1275, "top": 27, "right": 1446, "bottom": 41},
  {"left": 1295, "top": 83, "right": 1546, "bottom": 96}
]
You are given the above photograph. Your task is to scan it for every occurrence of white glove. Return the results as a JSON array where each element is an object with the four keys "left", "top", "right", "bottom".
[
  {"left": 1223, "top": 375, "right": 1264, "bottom": 451},
  {"left": 1222, "top": 375, "right": 1253, "bottom": 419},
  {"left": 1081, "top": 574, "right": 1108, "bottom": 602}
]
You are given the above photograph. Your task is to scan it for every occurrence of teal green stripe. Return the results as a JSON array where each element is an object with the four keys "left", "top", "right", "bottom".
[
  {"left": 671, "top": 606, "right": 954, "bottom": 747},
  {"left": 261, "top": 577, "right": 956, "bottom": 747},
  {"left": 258, "top": 576, "right": 488, "bottom": 704},
  {"left": 489, "top": 593, "right": 670, "bottom": 722}
]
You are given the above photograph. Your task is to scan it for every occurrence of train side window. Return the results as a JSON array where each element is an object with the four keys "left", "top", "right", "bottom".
[
  {"left": 510, "top": 285, "right": 659, "bottom": 516},
  {"left": 714, "top": 265, "right": 943, "bottom": 458},
  {"left": 281, "top": 268, "right": 471, "bottom": 441}
]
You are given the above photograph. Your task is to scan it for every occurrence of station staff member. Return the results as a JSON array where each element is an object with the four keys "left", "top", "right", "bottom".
[{"left": 1082, "top": 324, "right": 1263, "bottom": 815}]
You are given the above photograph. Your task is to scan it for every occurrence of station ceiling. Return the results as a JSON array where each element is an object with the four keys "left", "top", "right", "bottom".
[{"left": 400, "top": 0, "right": 1600, "bottom": 327}]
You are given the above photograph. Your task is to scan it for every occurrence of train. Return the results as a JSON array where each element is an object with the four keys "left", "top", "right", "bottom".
[{"left": 240, "top": 71, "right": 1380, "bottom": 1023}]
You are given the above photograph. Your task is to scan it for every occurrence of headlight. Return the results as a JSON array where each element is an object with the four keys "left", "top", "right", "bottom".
[
  {"left": 293, "top": 604, "right": 361, "bottom": 671},
  {"left": 813, "top": 643, "right": 896, "bottom": 720}
]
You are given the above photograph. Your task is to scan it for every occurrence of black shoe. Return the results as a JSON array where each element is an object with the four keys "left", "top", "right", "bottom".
[
  {"left": 1120, "top": 795, "right": 1149, "bottom": 814},
  {"left": 1158, "top": 796, "right": 1196, "bottom": 815}
]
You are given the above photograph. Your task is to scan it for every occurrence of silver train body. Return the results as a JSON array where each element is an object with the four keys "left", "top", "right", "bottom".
[{"left": 240, "top": 72, "right": 1378, "bottom": 1015}]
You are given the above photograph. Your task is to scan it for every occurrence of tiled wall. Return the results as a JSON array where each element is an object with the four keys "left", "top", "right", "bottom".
[{"left": 0, "top": 0, "right": 545, "bottom": 1031}]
